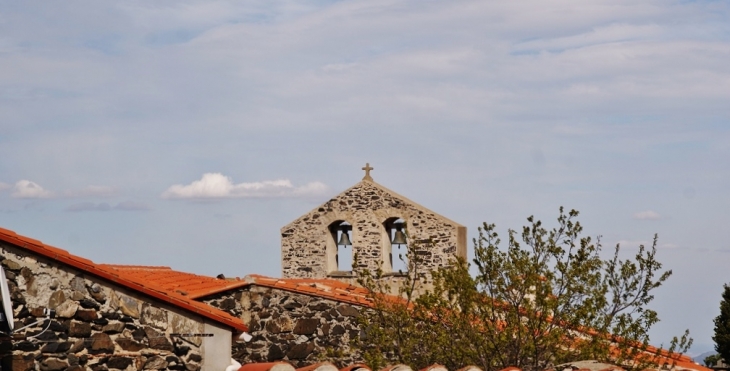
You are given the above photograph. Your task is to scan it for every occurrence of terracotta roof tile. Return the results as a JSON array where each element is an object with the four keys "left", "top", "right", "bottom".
[
  {"left": 245, "top": 274, "right": 375, "bottom": 307},
  {"left": 0, "top": 226, "right": 247, "bottom": 332},
  {"left": 419, "top": 365, "right": 448, "bottom": 371},
  {"left": 296, "top": 362, "right": 339, "bottom": 371},
  {"left": 98, "top": 264, "right": 249, "bottom": 299},
  {"left": 239, "top": 362, "right": 296, "bottom": 371},
  {"left": 340, "top": 364, "right": 372, "bottom": 371}
]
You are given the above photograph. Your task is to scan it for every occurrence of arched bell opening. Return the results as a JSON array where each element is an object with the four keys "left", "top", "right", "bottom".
[
  {"left": 328, "top": 220, "right": 353, "bottom": 273},
  {"left": 383, "top": 217, "right": 408, "bottom": 273}
]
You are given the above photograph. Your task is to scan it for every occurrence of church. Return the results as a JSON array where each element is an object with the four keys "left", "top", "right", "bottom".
[{"left": 0, "top": 164, "right": 709, "bottom": 371}]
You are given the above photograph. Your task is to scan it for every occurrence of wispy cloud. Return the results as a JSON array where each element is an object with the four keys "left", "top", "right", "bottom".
[
  {"left": 114, "top": 200, "right": 150, "bottom": 211},
  {"left": 65, "top": 201, "right": 150, "bottom": 212},
  {"left": 11, "top": 180, "right": 54, "bottom": 199},
  {"left": 0, "top": 182, "right": 10, "bottom": 192},
  {"left": 64, "top": 185, "right": 117, "bottom": 198},
  {"left": 66, "top": 202, "right": 112, "bottom": 212},
  {"left": 161, "top": 173, "right": 329, "bottom": 199},
  {"left": 632, "top": 210, "right": 662, "bottom": 220}
]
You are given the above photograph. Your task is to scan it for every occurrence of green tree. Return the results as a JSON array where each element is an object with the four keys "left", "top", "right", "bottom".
[
  {"left": 713, "top": 284, "right": 730, "bottom": 363},
  {"left": 355, "top": 208, "right": 691, "bottom": 371}
]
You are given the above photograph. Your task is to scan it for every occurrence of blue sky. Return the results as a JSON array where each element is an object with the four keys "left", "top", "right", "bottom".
[{"left": 1, "top": 0, "right": 729, "bottom": 356}]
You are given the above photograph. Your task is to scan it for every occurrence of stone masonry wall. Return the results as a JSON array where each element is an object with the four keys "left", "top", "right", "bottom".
[
  {"left": 281, "top": 180, "right": 467, "bottom": 293},
  {"left": 202, "top": 286, "right": 364, "bottom": 368},
  {"left": 0, "top": 241, "right": 208, "bottom": 371}
]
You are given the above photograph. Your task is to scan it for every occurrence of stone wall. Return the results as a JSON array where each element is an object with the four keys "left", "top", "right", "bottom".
[
  {"left": 0, "top": 241, "right": 208, "bottom": 371},
  {"left": 202, "top": 286, "right": 364, "bottom": 368},
  {"left": 281, "top": 180, "right": 467, "bottom": 293}
]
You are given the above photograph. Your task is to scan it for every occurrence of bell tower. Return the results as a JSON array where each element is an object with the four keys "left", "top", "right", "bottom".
[{"left": 280, "top": 164, "right": 467, "bottom": 289}]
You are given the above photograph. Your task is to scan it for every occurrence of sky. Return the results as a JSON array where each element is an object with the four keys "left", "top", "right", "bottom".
[{"left": 1, "top": 0, "right": 729, "bottom": 356}]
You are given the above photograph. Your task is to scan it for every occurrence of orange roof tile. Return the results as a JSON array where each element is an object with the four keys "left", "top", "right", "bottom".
[
  {"left": 245, "top": 275, "right": 375, "bottom": 307},
  {"left": 0, "top": 227, "right": 247, "bottom": 332},
  {"left": 98, "top": 264, "right": 249, "bottom": 299}
]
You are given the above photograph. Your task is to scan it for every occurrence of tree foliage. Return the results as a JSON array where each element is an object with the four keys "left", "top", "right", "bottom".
[
  {"left": 713, "top": 284, "right": 730, "bottom": 363},
  {"left": 355, "top": 208, "right": 691, "bottom": 371}
]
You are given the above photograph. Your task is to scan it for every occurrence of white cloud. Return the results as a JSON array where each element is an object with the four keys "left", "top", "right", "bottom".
[
  {"left": 161, "top": 173, "right": 329, "bottom": 199},
  {"left": 0, "top": 182, "right": 10, "bottom": 192},
  {"left": 11, "top": 180, "right": 53, "bottom": 199},
  {"left": 632, "top": 210, "right": 662, "bottom": 220}
]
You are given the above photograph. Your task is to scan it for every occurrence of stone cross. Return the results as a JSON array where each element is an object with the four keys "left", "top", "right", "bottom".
[{"left": 362, "top": 163, "right": 374, "bottom": 181}]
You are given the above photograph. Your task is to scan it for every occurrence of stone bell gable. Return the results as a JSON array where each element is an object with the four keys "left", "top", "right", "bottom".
[{"left": 280, "top": 164, "right": 467, "bottom": 288}]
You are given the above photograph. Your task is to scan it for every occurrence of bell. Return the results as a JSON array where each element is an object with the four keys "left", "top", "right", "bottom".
[
  {"left": 391, "top": 230, "right": 407, "bottom": 245},
  {"left": 337, "top": 231, "right": 352, "bottom": 246},
  {"left": 391, "top": 223, "right": 407, "bottom": 245}
]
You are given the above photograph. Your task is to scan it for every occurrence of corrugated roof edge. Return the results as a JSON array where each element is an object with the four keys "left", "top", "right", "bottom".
[{"left": 0, "top": 227, "right": 247, "bottom": 332}]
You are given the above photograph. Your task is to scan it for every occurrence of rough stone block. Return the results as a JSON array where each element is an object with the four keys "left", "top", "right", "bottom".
[
  {"left": 39, "top": 357, "right": 68, "bottom": 371},
  {"left": 293, "top": 318, "right": 319, "bottom": 335},
  {"left": 141, "top": 303, "right": 168, "bottom": 330},
  {"left": 266, "top": 317, "right": 294, "bottom": 333},
  {"left": 90, "top": 333, "right": 114, "bottom": 352}
]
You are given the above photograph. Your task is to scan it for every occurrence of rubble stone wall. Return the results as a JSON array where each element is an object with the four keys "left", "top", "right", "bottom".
[
  {"left": 281, "top": 180, "right": 467, "bottom": 292},
  {"left": 202, "top": 286, "right": 365, "bottom": 368},
  {"left": 0, "top": 241, "right": 209, "bottom": 371}
]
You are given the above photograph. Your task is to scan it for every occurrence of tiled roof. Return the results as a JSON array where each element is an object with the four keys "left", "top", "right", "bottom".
[
  {"left": 98, "top": 264, "right": 249, "bottom": 299},
  {"left": 244, "top": 274, "right": 375, "bottom": 307},
  {"left": 241, "top": 275, "right": 706, "bottom": 371},
  {"left": 0, "top": 227, "right": 247, "bottom": 332},
  {"left": 236, "top": 362, "right": 710, "bottom": 371}
]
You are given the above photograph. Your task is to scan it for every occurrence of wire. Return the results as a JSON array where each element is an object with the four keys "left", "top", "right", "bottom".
[{"left": 25, "top": 319, "right": 52, "bottom": 340}]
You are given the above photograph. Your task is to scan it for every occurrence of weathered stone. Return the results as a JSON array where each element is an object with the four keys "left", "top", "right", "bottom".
[
  {"left": 132, "top": 327, "right": 146, "bottom": 341},
  {"left": 79, "top": 299, "right": 100, "bottom": 309},
  {"left": 39, "top": 357, "right": 68, "bottom": 371},
  {"left": 68, "top": 338, "right": 86, "bottom": 353},
  {"left": 267, "top": 344, "right": 285, "bottom": 361},
  {"left": 187, "top": 353, "right": 202, "bottom": 363},
  {"left": 145, "top": 327, "right": 174, "bottom": 351},
  {"left": 144, "top": 355, "right": 168, "bottom": 370},
  {"left": 219, "top": 297, "right": 236, "bottom": 311},
  {"left": 286, "top": 342, "right": 315, "bottom": 359},
  {"left": 41, "top": 342, "right": 59, "bottom": 353},
  {"left": 56, "top": 341, "right": 72, "bottom": 352},
  {"left": 336, "top": 304, "right": 360, "bottom": 317},
  {"left": 30, "top": 306, "right": 47, "bottom": 317},
  {"left": 150, "top": 336, "right": 174, "bottom": 351},
  {"left": 88, "top": 283, "right": 106, "bottom": 302},
  {"left": 67, "top": 353, "right": 79, "bottom": 366},
  {"left": 140, "top": 304, "right": 167, "bottom": 330},
  {"left": 14, "top": 341, "right": 39, "bottom": 351},
  {"left": 20, "top": 267, "right": 36, "bottom": 296},
  {"left": 11, "top": 353, "right": 37, "bottom": 371},
  {"left": 69, "top": 276, "right": 86, "bottom": 292},
  {"left": 71, "top": 291, "right": 85, "bottom": 301},
  {"left": 293, "top": 318, "right": 319, "bottom": 335},
  {"left": 75, "top": 309, "right": 98, "bottom": 321},
  {"left": 117, "top": 294, "right": 140, "bottom": 318},
  {"left": 55, "top": 300, "right": 79, "bottom": 318},
  {"left": 90, "top": 333, "right": 114, "bottom": 352},
  {"left": 47, "top": 290, "right": 66, "bottom": 309},
  {"left": 186, "top": 364, "right": 201, "bottom": 371},
  {"left": 265, "top": 317, "right": 294, "bottom": 333},
  {"left": 66, "top": 366, "right": 85, "bottom": 371},
  {"left": 49, "top": 278, "right": 60, "bottom": 289},
  {"left": 102, "top": 321, "right": 126, "bottom": 333},
  {"left": 107, "top": 356, "right": 134, "bottom": 370},
  {"left": 331, "top": 324, "right": 346, "bottom": 335},
  {"left": 69, "top": 321, "right": 92, "bottom": 337},
  {"left": 116, "top": 338, "right": 146, "bottom": 352},
  {"left": 2, "top": 259, "right": 21, "bottom": 271}
]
